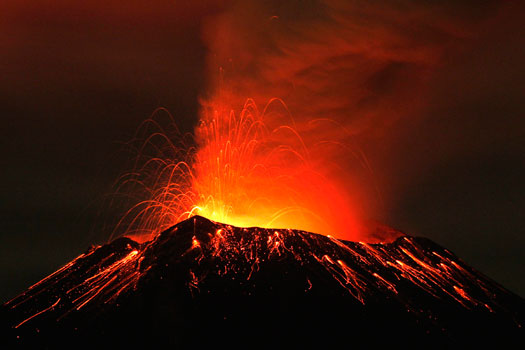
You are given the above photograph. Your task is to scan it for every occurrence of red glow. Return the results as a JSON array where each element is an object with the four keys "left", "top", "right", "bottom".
[
  {"left": 115, "top": 98, "right": 366, "bottom": 242},
  {"left": 192, "top": 99, "right": 361, "bottom": 238}
]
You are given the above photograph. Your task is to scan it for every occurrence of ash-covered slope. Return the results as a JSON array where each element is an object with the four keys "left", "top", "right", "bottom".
[{"left": 2, "top": 216, "right": 524, "bottom": 348}]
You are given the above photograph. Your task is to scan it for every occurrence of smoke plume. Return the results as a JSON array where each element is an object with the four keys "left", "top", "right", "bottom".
[{"left": 199, "top": 0, "right": 522, "bottom": 237}]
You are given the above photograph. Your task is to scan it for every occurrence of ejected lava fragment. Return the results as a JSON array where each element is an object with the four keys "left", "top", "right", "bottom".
[{"left": 2, "top": 216, "right": 524, "bottom": 348}]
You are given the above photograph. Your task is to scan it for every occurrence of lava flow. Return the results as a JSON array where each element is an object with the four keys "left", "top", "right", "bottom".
[
  {"left": 3, "top": 216, "right": 523, "bottom": 347},
  {"left": 112, "top": 99, "right": 367, "bottom": 244}
]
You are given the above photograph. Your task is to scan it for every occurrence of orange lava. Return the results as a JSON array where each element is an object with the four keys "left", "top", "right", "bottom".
[
  {"left": 192, "top": 99, "right": 360, "bottom": 238},
  {"left": 116, "top": 98, "right": 363, "bottom": 242}
]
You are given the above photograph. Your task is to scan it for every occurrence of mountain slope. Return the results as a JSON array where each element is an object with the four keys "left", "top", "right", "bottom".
[{"left": 2, "top": 216, "right": 524, "bottom": 347}]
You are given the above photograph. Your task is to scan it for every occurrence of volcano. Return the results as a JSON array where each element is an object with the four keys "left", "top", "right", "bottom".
[{"left": 2, "top": 216, "right": 523, "bottom": 348}]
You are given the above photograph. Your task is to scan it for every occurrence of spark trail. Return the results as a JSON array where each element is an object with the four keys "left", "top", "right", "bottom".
[
  {"left": 5, "top": 216, "right": 523, "bottom": 346},
  {"left": 111, "top": 99, "right": 365, "bottom": 244}
]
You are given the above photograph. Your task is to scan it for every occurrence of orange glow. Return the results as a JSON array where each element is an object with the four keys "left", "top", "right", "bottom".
[
  {"left": 116, "top": 98, "right": 364, "bottom": 242},
  {"left": 191, "top": 98, "right": 361, "bottom": 238},
  {"left": 192, "top": 236, "right": 201, "bottom": 249}
]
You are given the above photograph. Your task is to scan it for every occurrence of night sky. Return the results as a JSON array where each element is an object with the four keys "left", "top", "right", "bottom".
[{"left": 1, "top": 1, "right": 524, "bottom": 302}]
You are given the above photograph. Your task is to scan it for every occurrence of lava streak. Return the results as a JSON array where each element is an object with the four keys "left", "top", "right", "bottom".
[
  {"left": 114, "top": 98, "right": 363, "bottom": 242},
  {"left": 7, "top": 216, "right": 517, "bottom": 333}
]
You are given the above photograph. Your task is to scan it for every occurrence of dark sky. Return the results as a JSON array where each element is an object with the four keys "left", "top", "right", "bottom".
[{"left": 1, "top": 0, "right": 524, "bottom": 302}]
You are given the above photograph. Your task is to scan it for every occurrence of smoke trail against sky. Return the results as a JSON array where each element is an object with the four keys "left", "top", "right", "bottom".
[{"left": 199, "top": 0, "right": 521, "bottom": 227}]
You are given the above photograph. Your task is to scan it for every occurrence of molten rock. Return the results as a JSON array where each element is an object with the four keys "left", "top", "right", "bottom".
[{"left": 2, "top": 216, "right": 524, "bottom": 348}]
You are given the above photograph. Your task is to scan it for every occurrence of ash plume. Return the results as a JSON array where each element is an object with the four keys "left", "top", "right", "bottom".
[{"left": 199, "top": 0, "right": 525, "bottom": 234}]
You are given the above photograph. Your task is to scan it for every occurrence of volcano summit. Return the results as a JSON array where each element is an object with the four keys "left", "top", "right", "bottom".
[{"left": 2, "top": 216, "right": 524, "bottom": 348}]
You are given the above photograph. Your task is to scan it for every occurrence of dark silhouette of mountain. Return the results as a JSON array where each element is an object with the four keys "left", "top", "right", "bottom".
[{"left": 2, "top": 216, "right": 524, "bottom": 348}]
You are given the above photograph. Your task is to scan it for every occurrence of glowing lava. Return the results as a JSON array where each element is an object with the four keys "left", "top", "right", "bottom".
[
  {"left": 6, "top": 215, "right": 523, "bottom": 348},
  {"left": 114, "top": 98, "right": 363, "bottom": 243},
  {"left": 192, "top": 99, "right": 360, "bottom": 236}
]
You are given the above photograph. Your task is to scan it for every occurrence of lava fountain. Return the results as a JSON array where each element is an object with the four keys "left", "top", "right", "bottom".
[
  {"left": 6, "top": 96, "right": 523, "bottom": 349},
  {"left": 112, "top": 97, "right": 367, "bottom": 243}
]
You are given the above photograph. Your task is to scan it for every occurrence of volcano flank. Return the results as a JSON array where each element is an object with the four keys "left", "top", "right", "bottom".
[{"left": 2, "top": 216, "right": 524, "bottom": 348}]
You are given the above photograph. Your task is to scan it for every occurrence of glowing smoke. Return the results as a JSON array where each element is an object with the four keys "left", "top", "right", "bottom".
[
  {"left": 199, "top": 0, "right": 478, "bottom": 237},
  {"left": 110, "top": 0, "right": 523, "bottom": 243}
]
